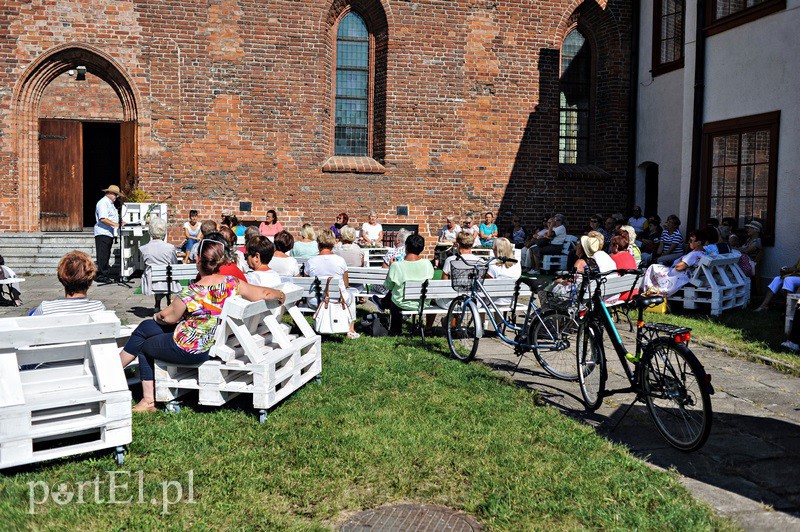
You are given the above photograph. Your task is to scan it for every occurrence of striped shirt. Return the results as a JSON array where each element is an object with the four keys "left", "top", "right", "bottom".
[
  {"left": 31, "top": 298, "right": 106, "bottom": 316},
  {"left": 660, "top": 229, "right": 683, "bottom": 250}
]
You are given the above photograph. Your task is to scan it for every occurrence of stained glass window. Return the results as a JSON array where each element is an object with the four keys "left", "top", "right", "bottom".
[
  {"left": 559, "top": 29, "right": 591, "bottom": 164},
  {"left": 335, "top": 12, "right": 370, "bottom": 156}
]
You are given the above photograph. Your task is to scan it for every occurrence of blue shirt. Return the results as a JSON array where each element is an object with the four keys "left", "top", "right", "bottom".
[
  {"left": 479, "top": 223, "right": 497, "bottom": 241},
  {"left": 94, "top": 195, "right": 118, "bottom": 237}
]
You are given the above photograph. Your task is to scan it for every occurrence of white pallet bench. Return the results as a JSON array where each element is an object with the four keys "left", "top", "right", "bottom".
[
  {"left": 281, "top": 276, "right": 340, "bottom": 313},
  {"left": 669, "top": 254, "right": 749, "bottom": 316},
  {"left": 362, "top": 247, "right": 391, "bottom": 268},
  {"left": 0, "top": 311, "right": 132, "bottom": 469},
  {"left": 154, "top": 284, "right": 322, "bottom": 421},
  {"left": 397, "top": 278, "right": 533, "bottom": 343},
  {"left": 151, "top": 263, "right": 199, "bottom": 304},
  {"left": 348, "top": 266, "right": 389, "bottom": 297},
  {"left": 786, "top": 293, "right": 800, "bottom": 336}
]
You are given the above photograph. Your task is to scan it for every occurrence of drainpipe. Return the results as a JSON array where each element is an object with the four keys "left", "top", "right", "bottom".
[
  {"left": 626, "top": 0, "right": 641, "bottom": 214},
  {"left": 687, "top": 0, "right": 707, "bottom": 232}
]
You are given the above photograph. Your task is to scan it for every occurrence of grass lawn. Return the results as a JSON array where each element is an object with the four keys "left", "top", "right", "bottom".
[{"left": 0, "top": 336, "right": 726, "bottom": 529}]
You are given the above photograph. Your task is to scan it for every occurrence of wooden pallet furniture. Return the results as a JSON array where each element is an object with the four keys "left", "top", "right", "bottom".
[
  {"left": 279, "top": 276, "right": 340, "bottom": 313},
  {"left": 154, "top": 283, "right": 322, "bottom": 421},
  {"left": 0, "top": 311, "right": 132, "bottom": 469},
  {"left": 361, "top": 247, "right": 391, "bottom": 268},
  {"left": 541, "top": 235, "right": 578, "bottom": 272},
  {"left": 669, "top": 253, "right": 749, "bottom": 316},
  {"left": 786, "top": 293, "right": 800, "bottom": 336},
  {"left": 151, "top": 263, "right": 199, "bottom": 304},
  {"left": 348, "top": 266, "right": 389, "bottom": 296}
]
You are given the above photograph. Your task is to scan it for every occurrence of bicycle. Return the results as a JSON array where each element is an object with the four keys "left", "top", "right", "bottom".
[
  {"left": 445, "top": 256, "right": 581, "bottom": 381},
  {"left": 571, "top": 266, "right": 714, "bottom": 452}
]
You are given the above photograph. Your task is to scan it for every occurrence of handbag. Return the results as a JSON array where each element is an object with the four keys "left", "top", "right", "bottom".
[{"left": 313, "top": 278, "right": 353, "bottom": 334}]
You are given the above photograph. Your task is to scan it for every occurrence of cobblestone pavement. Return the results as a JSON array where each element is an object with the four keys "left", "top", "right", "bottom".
[
  {"left": 3, "top": 276, "right": 799, "bottom": 529},
  {"left": 474, "top": 326, "right": 800, "bottom": 531}
]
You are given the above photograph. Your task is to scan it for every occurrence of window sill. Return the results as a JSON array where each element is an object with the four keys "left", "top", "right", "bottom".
[
  {"left": 704, "top": 0, "right": 785, "bottom": 37},
  {"left": 322, "top": 156, "right": 386, "bottom": 174},
  {"left": 651, "top": 58, "right": 684, "bottom": 78},
  {"left": 558, "top": 164, "right": 613, "bottom": 180}
]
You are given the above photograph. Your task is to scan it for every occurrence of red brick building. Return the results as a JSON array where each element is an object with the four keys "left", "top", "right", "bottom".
[{"left": 0, "top": 0, "right": 633, "bottom": 239}]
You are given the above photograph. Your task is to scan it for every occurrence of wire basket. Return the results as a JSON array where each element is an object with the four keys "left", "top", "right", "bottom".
[{"left": 449, "top": 260, "right": 488, "bottom": 293}]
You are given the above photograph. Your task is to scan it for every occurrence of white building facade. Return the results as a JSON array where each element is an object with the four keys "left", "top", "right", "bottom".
[{"left": 636, "top": 0, "right": 800, "bottom": 278}]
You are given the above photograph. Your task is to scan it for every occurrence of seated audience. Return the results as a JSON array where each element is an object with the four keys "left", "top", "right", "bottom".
[
  {"left": 220, "top": 226, "right": 248, "bottom": 274},
  {"left": 259, "top": 209, "right": 283, "bottom": 238},
  {"left": 521, "top": 217, "right": 551, "bottom": 272},
  {"left": 382, "top": 229, "right": 411, "bottom": 268},
  {"left": 186, "top": 219, "right": 218, "bottom": 263},
  {"left": 587, "top": 215, "right": 603, "bottom": 236},
  {"left": 330, "top": 212, "right": 349, "bottom": 240},
  {"left": 371, "top": 234, "right": 434, "bottom": 336},
  {"left": 270, "top": 230, "right": 302, "bottom": 277},
  {"left": 719, "top": 217, "right": 737, "bottom": 240},
  {"left": 644, "top": 228, "right": 714, "bottom": 297},
  {"left": 230, "top": 215, "right": 246, "bottom": 237},
  {"left": 119, "top": 239, "right": 286, "bottom": 412},
  {"left": 182, "top": 209, "right": 202, "bottom": 253},
  {"left": 735, "top": 220, "right": 763, "bottom": 262},
  {"left": 461, "top": 215, "right": 480, "bottom": 246},
  {"left": 441, "top": 231, "right": 481, "bottom": 280},
  {"left": 334, "top": 226, "right": 365, "bottom": 267},
  {"left": 532, "top": 213, "right": 567, "bottom": 271},
  {"left": 507, "top": 216, "right": 527, "bottom": 249},
  {"left": 486, "top": 237, "right": 522, "bottom": 307},
  {"left": 31, "top": 251, "right": 106, "bottom": 315},
  {"left": 360, "top": 211, "right": 384, "bottom": 247},
  {"left": 628, "top": 206, "right": 647, "bottom": 234},
  {"left": 239, "top": 225, "right": 261, "bottom": 254},
  {"left": 139, "top": 217, "right": 179, "bottom": 310},
  {"left": 479, "top": 211, "right": 498, "bottom": 247},
  {"left": 246, "top": 237, "right": 282, "bottom": 287},
  {"left": 438, "top": 215, "right": 461, "bottom": 244},
  {"left": 609, "top": 232, "right": 639, "bottom": 303},
  {"left": 305, "top": 229, "right": 359, "bottom": 339},
  {"left": 206, "top": 230, "right": 246, "bottom": 282},
  {"left": 656, "top": 214, "right": 684, "bottom": 265},
  {"left": 618, "top": 225, "right": 642, "bottom": 265},
  {"left": 0, "top": 254, "right": 22, "bottom": 306},
  {"left": 290, "top": 224, "right": 319, "bottom": 259},
  {"left": 755, "top": 256, "right": 800, "bottom": 312},
  {"left": 551, "top": 231, "right": 614, "bottom": 299}
]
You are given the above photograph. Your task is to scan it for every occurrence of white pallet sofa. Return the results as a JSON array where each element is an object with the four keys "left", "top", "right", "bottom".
[
  {"left": 151, "top": 263, "right": 200, "bottom": 304},
  {"left": 541, "top": 235, "right": 579, "bottom": 271},
  {"left": 786, "top": 293, "right": 800, "bottom": 336},
  {"left": 397, "top": 278, "right": 533, "bottom": 343},
  {"left": 668, "top": 253, "right": 749, "bottom": 316},
  {"left": 361, "top": 247, "right": 390, "bottom": 268},
  {"left": 154, "top": 283, "right": 321, "bottom": 422},
  {"left": 0, "top": 311, "right": 132, "bottom": 469}
]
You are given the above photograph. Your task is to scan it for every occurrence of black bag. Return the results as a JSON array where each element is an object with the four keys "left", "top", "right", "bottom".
[{"left": 360, "top": 313, "right": 389, "bottom": 337}]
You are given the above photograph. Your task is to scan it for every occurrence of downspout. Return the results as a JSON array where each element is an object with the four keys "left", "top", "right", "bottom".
[
  {"left": 626, "top": 0, "right": 641, "bottom": 214},
  {"left": 687, "top": 0, "right": 707, "bottom": 231}
]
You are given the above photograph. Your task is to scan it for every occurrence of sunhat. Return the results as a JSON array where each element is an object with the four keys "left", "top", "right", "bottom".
[
  {"left": 580, "top": 233, "right": 604, "bottom": 258},
  {"left": 102, "top": 185, "right": 124, "bottom": 196},
  {"left": 744, "top": 220, "right": 762, "bottom": 232}
]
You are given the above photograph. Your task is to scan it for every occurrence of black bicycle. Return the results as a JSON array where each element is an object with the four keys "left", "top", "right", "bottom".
[{"left": 572, "top": 266, "right": 714, "bottom": 452}]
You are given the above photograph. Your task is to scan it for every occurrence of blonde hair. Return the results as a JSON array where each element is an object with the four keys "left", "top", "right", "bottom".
[
  {"left": 340, "top": 225, "right": 357, "bottom": 243},
  {"left": 300, "top": 224, "right": 317, "bottom": 240},
  {"left": 317, "top": 228, "right": 337, "bottom": 250},
  {"left": 493, "top": 237, "right": 513, "bottom": 268},
  {"left": 456, "top": 231, "right": 474, "bottom": 249}
]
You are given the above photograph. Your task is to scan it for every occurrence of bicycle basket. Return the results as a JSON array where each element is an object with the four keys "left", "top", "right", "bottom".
[
  {"left": 449, "top": 260, "right": 488, "bottom": 293},
  {"left": 539, "top": 288, "right": 573, "bottom": 312}
]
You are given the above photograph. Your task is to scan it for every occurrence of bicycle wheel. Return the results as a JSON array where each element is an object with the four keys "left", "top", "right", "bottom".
[
  {"left": 446, "top": 295, "right": 480, "bottom": 362},
  {"left": 577, "top": 325, "right": 606, "bottom": 410},
  {"left": 530, "top": 309, "right": 580, "bottom": 380},
  {"left": 641, "top": 339, "right": 712, "bottom": 452}
]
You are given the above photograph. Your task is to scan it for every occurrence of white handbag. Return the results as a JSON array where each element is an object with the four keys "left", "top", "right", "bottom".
[{"left": 313, "top": 278, "right": 353, "bottom": 334}]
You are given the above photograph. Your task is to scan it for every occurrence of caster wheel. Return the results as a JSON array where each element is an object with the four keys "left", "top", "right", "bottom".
[
  {"left": 166, "top": 402, "right": 181, "bottom": 414},
  {"left": 258, "top": 409, "right": 268, "bottom": 424},
  {"left": 115, "top": 446, "right": 125, "bottom": 466}
]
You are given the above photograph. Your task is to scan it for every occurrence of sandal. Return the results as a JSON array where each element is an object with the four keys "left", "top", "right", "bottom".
[
  {"left": 132, "top": 401, "right": 157, "bottom": 413},
  {"left": 346, "top": 331, "right": 361, "bottom": 339}
]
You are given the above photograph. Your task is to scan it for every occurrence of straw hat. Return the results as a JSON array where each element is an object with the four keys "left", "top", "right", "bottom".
[
  {"left": 102, "top": 185, "right": 124, "bottom": 196},
  {"left": 744, "top": 220, "right": 762, "bottom": 233},
  {"left": 580, "top": 232, "right": 604, "bottom": 258}
]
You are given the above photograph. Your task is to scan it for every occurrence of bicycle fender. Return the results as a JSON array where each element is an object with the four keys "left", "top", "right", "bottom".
[{"left": 468, "top": 298, "right": 484, "bottom": 338}]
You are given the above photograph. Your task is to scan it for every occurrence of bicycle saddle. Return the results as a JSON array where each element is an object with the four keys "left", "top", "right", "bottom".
[
  {"left": 517, "top": 277, "right": 549, "bottom": 291},
  {"left": 629, "top": 294, "right": 665, "bottom": 310}
]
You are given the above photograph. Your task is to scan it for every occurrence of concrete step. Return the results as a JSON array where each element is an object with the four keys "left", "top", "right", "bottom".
[{"left": 0, "top": 232, "right": 119, "bottom": 274}]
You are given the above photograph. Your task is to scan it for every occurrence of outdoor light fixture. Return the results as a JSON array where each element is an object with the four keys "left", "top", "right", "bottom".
[{"left": 76, "top": 66, "right": 86, "bottom": 81}]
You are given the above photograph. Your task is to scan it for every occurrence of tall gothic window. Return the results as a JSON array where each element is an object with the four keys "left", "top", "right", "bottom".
[
  {"left": 334, "top": 12, "right": 370, "bottom": 156},
  {"left": 559, "top": 29, "right": 591, "bottom": 165}
]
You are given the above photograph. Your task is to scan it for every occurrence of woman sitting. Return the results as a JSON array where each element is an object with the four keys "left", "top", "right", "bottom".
[
  {"left": 609, "top": 232, "right": 639, "bottom": 303},
  {"left": 138, "top": 217, "right": 179, "bottom": 310},
  {"left": 270, "top": 231, "right": 301, "bottom": 277},
  {"left": 755, "top": 256, "right": 800, "bottom": 312},
  {"left": 120, "top": 239, "right": 285, "bottom": 412},
  {"left": 246, "top": 237, "right": 282, "bottom": 288},
  {"left": 330, "top": 212, "right": 349, "bottom": 241},
  {"left": 360, "top": 211, "right": 384, "bottom": 247},
  {"left": 486, "top": 237, "right": 521, "bottom": 307},
  {"left": 643, "top": 228, "right": 713, "bottom": 297},
  {"left": 239, "top": 225, "right": 260, "bottom": 255},
  {"left": 305, "top": 229, "right": 360, "bottom": 339},
  {"left": 258, "top": 209, "right": 283, "bottom": 238},
  {"left": 218, "top": 227, "right": 247, "bottom": 279},
  {"left": 334, "top": 226, "right": 365, "bottom": 267},
  {"left": 479, "top": 211, "right": 498, "bottom": 248},
  {"left": 441, "top": 231, "right": 480, "bottom": 280},
  {"left": 618, "top": 225, "right": 642, "bottom": 265},
  {"left": 382, "top": 229, "right": 411, "bottom": 268},
  {"left": 31, "top": 251, "right": 106, "bottom": 315},
  {"left": 550, "top": 231, "right": 614, "bottom": 299},
  {"left": 290, "top": 224, "right": 319, "bottom": 259}
]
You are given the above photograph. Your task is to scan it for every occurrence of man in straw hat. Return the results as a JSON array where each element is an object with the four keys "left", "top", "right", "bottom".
[{"left": 94, "top": 185, "right": 124, "bottom": 283}]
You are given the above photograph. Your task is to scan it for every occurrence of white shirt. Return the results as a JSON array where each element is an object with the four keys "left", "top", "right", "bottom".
[
  {"left": 269, "top": 256, "right": 301, "bottom": 277},
  {"left": 550, "top": 224, "right": 567, "bottom": 246},
  {"left": 306, "top": 254, "right": 348, "bottom": 289},
  {"left": 94, "top": 196, "right": 118, "bottom": 237},
  {"left": 440, "top": 224, "right": 461, "bottom": 242},
  {"left": 628, "top": 216, "right": 647, "bottom": 234},
  {"left": 591, "top": 250, "right": 617, "bottom": 274},
  {"left": 361, "top": 222, "right": 383, "bottom": 243},
  {"left": 246, "top": 269, "right": 282, "bottom": 288},
  {"left": 488, "top": 261, "right": 522, "bottom": 307}
]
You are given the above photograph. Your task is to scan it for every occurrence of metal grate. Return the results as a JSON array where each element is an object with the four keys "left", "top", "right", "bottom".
[{"left": 341, "top": 504, "right": 482, "bottom": 532}]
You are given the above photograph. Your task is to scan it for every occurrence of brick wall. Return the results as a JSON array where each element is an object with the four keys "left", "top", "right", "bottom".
[
  {"left": 0, "top": 0, "right": 632, "bottom": 241},
  {"left": 40, "top": 71, "right": 125, "bottom": 121}
]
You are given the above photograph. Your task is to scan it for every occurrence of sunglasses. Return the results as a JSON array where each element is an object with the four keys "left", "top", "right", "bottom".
[{"left": 199, "top": 239, "right": 227, "bottom": 254}]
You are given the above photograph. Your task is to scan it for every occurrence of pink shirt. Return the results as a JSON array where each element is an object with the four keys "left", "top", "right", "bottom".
[{"left": 259, "top": 221, "right": 283, "bottom": 237}]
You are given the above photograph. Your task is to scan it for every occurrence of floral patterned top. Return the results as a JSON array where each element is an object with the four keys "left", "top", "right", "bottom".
[{"left": 174, "top": 276, "right": 239, "bottom": 354}]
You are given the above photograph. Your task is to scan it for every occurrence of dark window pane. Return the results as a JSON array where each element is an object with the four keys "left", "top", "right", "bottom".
[
  {"left": 740, "top": 164, "right": 754, "bottom": 196},
  {"left": 755, "top": 130, "right": 770, "bottom": 163},
  {"left": 715, "top": 0, "right": 768, "bottom": 21},
  {"left": 559, "top": 29, "right": 590, "bottom": 164},
  {"left": 335, "top": 11, "right": 370, "bottom": 156},
  {"left": 337, "top": 70, "right": 369, "bottom": 99},
  {"left": 725, "top": 135, "right": 739, "bottom": 165},
  {"left": 754, "top": 163, "right": 769, "bottom": 196}
]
